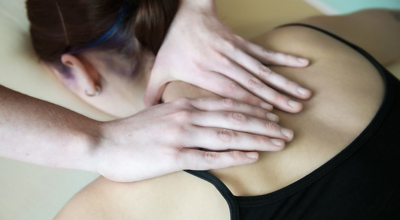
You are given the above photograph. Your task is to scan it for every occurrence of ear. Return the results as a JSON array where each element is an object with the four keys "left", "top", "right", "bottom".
[{"left": 53, "top": 54, "right": 101, "bottom": 98}]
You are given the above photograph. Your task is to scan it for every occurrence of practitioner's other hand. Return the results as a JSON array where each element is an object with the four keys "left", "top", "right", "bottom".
[
  {"left": 96, "top": 98, "right": 293, "bottom": 182},
  {"left": 144, "top": 0, "right": 312, "bottom": 113}
]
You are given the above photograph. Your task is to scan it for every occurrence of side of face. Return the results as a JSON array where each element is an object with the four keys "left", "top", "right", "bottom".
[{"left": 48, "top": 50, "right": 155, "bottom": 118}]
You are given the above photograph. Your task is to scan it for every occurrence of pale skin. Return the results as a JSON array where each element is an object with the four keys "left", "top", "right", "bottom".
[
  {"left": 54, "top": 9, "right": 400, "bottom": 219},
  {"left": 0, "top": 0, "right": 312, "bottom": 182},
  {"left": 145, "top": 0, "right": 312, "bottom": 111}
]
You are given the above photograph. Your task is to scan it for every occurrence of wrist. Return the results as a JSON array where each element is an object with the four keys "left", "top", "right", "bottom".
[
  {"left": 72, "top": 118, "right": 103, "bottom": 174},
  {"left": 90, "top": 119, "right": 125, "bottom": 178}
]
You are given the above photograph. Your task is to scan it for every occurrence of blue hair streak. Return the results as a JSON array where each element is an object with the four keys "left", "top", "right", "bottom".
[{"left": 76, "top": 3, "right": 133, "bottom": 52}]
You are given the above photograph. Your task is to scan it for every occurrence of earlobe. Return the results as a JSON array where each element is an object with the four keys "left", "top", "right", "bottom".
[
  {"left": 85, "top": 85, "right": 102, "bottom": 97},
  {"left": 60, "top": 54, "right": 101, "bottom": 98}
]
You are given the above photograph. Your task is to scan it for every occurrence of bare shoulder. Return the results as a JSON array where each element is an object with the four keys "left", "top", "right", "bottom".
[
  {"left": 210, "top": 22, "right": 386, "bottom": 195},
  {"left": 251, "top": 24, "right": 361, "bottom": 62},
  {"left": 55, "top": 172, "right": 230, "bottom": 220},
  {"left": 54, "top": 177, "right": 132, "bottom": 220},
  {"left": 297, "top": 9, "right": 400, "bottom": 64}
]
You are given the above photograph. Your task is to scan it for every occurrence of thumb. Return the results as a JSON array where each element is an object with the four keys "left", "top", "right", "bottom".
[{"left": 144, "top": 75, "right": 168, "bottom": 107}]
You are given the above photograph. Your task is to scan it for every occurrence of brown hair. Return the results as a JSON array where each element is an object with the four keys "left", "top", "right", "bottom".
[{"left": 26, "top": 0, "right": 179, "bottom": 76}]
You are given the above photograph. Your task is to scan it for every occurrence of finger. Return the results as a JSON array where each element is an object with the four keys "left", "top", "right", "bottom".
[
  {"left": 178, "top": 149, "right": 258, "bottom": 170},
  {"left": 186, "top": 71, "right": 274, "bottom": 111},
  {"left": 214, "top": 60, "right": 303, "bottom": 113},
  {"left": 189, "top": 97, "right": 279, "bottom": 122},
  {"left": 191, "top": 112, "right": 292, "bottom": 141},
  {"left": 184, "top": 127, "right": 287, "bottom": 151},
  {"left": 229, "top": 50, "right": 312, "bottom": 100},
  {"left": 239, "top": 37, "right": 310, "bottom": 67}
]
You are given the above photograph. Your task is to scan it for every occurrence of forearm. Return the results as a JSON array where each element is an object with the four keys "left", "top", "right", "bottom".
[{"left": 0, "top": 85, "right": 99, "bottom": 172}]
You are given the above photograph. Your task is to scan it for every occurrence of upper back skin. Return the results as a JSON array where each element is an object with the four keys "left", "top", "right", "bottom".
[{"left": 54, "top": 25, "right": 385, "bottom": 220}]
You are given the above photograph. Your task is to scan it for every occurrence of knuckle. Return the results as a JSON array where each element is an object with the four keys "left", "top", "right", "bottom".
[
  {"left": 213, "top": 52, "right": 231, "bottom": 66},
  {"left": 241, "top": 93, "right": 260, "bottom": 106},
  {"left": 227, "top": 151, "right": 241, "bottom": 163},
  {"left": 204, "top": 151, "right": 219, "bottom": 163},
  {"left": 284, "top": 54, "right": 293, "bottom": 61},
  {"left": 263, "top": 48, "right": 275, "bottom": 56},
  {"left": 219, "top": 55, "right": 231, "bottom": 66},
  {"left": 234, "top": 35, "right": 246, "bottom": 44},
  {"left": 192, "top": 60, "right": 207, "bottom": 72},
  {"left": 167, "top": 127, "right": 188, "bottom": 145},
  {"left": 273, "top": 92, "right": 288, "bottom": 103},
  {"left": 259, "top": 66, "right": 273, "bottom": 79},
  {"left": 232, "top": 151, "right": 243, "bottom": 160},
  {"left": 265, "top": 121, "right": 280, "bottom": 133},
  {"left": 222, "top": 98, "right": 236, "bottom": 108},
  {"left": 174, "top": 97, "right": 191, "bottom": 106},
  {"left": 248, "top": 78, "right": 263, "bottom": 91},
  {"left": 221, "top": 82, "right": 239, "bottom": 95},
  {"left": 275, "top": 53, "right": 287, "bottom": 63},
  {"left": 255, "top": 136, "right": 269, "bottom": 144},
  {"left": 223, "top": 39, "right": 236, "bottom": 52},
  {"left": 229, "top": 112, "right": 247, "bottom": 124},
  {"left": 174, "top": 109, "right": 193, "bottom": 121},
  {"left": 285, "top": 80, "right": 299, "bottom": 90},
  {"left": 169, "top": 124, "right": 186, "bottom": 137},
  {"left": 217, "top": 129, "right": 236, "bottom": 142}
]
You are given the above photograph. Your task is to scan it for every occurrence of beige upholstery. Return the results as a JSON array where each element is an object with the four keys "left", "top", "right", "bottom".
[{"left": 0, "top": 1, "right": 398, "bottom": 220}]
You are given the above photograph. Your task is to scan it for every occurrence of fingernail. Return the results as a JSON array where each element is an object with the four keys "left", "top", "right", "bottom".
[
  {"left": 271, "top": 139, "right": 284, "bottom": 147},
  {"left": 245, "top": 152, "right": 258, "bottom": 159},
  {"left": 297, "top": 87, "right": 309, "bottom": 95},
  {"left": 260, "top": 102, "right": 273, "bottom": 110},
  {"left": 288, "top": 100, "right": 302, "bottom": 108},
  {"left": 281, "top": 128, "right": 293, "bottom": 139},
  {"left": 266, "top": 113, "right": 279, "bottom": 122},
  {"left": 297, "top": 58, "right": 309, "bottom": 64}
]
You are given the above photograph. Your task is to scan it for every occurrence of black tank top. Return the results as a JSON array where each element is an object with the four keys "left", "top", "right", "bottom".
[{"left": 185, "top": 24, "right": 400, "bottom": 220}]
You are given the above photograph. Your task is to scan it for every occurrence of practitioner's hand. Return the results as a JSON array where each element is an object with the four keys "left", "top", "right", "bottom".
[
  {"left": 144, "top": 0, "right": 312, "bottom": 113},
  {"left": 96, "top": 98, "right": 293, "bottom": 182}
]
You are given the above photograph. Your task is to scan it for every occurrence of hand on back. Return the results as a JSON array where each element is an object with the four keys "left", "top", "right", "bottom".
[
  {"left": 99, "top": 0, "right": 314, "bottom": 182},
  {"left": 145, "top": 0, "right": 312, "bottom": 112},
  {"left": 98, "top": 97, "right": 293, "bottom": 182}
]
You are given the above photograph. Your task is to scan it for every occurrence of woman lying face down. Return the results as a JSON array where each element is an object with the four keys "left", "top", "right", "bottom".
[
  {"left": 27, "top": 0, "right": 400, "bottom": 218},
  {"left": 52, "top": 8, "right": 400, "bottom": 220},
  {"left": 28, "top": 0, "right": 314, "bottom": 118},
  {"left": 26, "top": 0, "right": 320, "bottom": 183}
]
